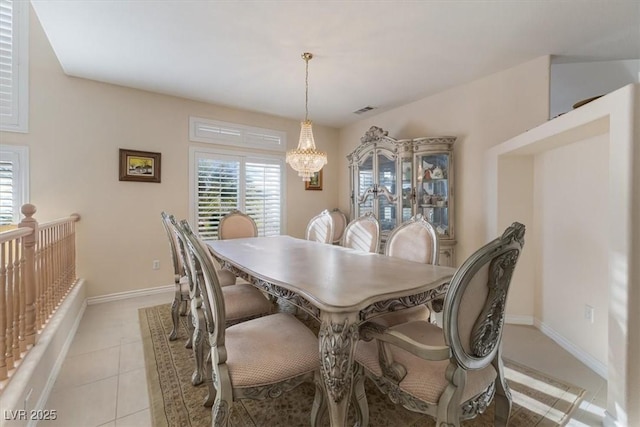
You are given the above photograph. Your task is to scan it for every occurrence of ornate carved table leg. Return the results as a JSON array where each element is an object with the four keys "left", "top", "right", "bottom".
[{"left": 318, "top": 313, "right": 359, "bottom": 426}]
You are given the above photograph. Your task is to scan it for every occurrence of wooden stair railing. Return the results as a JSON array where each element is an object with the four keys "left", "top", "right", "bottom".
[{"left": 0, "top": 204, "right": 80, "bottom": 384}]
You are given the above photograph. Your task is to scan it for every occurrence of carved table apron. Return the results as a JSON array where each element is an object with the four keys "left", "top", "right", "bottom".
[{"left": 206, "top": 235, "right": 454, "bottom": 427}]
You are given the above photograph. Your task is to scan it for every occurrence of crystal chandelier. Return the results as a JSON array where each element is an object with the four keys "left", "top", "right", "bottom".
[{"left": 286, "top": 52, "right": 328, "bottom": 181}]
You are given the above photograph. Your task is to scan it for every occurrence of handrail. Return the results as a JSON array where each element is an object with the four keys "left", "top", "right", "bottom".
[{"left": 0, "top": 204, "right": 81, "bottom": 385}]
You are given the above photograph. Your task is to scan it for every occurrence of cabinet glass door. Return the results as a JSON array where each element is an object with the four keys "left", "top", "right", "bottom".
[
  {"left": 416, "top": 153, "right": 450, "bottom": 237},
  {"left": 401, "top": 159, "right": 412, "bottom": 222},
  {"left": 377, "top": 152, "right": 397, "bottom": 233},
  {"left": 357, "top": 153, "right": 374, "bottom": 216}
]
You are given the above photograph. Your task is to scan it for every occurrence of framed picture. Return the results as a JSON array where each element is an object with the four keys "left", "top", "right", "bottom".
[
  {"left": 119, "top": 149, "right": 161, "bottom": 183},
  {"left": 305, "top": 170, "right": 323, "bottom": 191}
]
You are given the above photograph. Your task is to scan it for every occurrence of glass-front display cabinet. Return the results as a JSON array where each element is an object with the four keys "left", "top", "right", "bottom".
[{"left": 347, "top": 126, "right": 456, "bottom": 266}]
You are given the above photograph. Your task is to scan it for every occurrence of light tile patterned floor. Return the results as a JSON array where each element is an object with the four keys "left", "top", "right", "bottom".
[{"left": 42, "top": 290, "right": 607, "bottom": 426}]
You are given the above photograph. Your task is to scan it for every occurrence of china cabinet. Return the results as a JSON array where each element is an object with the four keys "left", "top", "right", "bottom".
[{"left": 347, "top": 126, "right": 456, "bottom": 266}]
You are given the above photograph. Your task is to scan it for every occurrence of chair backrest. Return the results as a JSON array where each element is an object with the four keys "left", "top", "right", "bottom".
[
  {"left": 343, "top": 212, "right": 380, "bottom": 253},
  {"left": 160, "top": 211, "right": 185, "bottom": 277},
  {"left": 384, "top": 213, "right": 439, "bottom": 264},
  {"left": 219, "top": 209, "right": 258, "bottom": 240},
  {"left": 180, "top": 219, "right": 226, "bottom": 349},
  {"left": 305, "top": 209, "right": 334, "bottom": 244},
  {"left": 443, "top": 222, "right": 525, "bottom": 371},
  {"left": 329, "top": 208, "right": 348, "bottom": 244}
]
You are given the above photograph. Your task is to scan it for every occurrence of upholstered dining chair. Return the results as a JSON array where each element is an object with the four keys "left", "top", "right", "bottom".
[
  {"left": 377, "top": 213, "right": 440, "bottom": 326},
  {"left": 160, "top": 211, "right": 190, "bottom": 342},
  {"left": 329, "top": 208, "right": 348, "bottom": 244},
  {"left": 305, "top": 209, "right": 334, "bottom": 244},
  {"left": 166, "top": 216, "right": 273, "bottom": 386},
  {"left": 385, "top": 213, "right": 439, "bottom": 264},
  {"left": 354, "top": 222, "right": 526, "bottom": 427},
  {"left": 179, "top": 220, "right": 326, "bottom": 426},
  {"left": 343, "top": 212, "right": 380, "bottom": 253},
  {"left": 218, "top": 209, "right": 258, "bottom": 240},
  {"left": 162, "top": 212, "right": 240, "bottom": 342}
]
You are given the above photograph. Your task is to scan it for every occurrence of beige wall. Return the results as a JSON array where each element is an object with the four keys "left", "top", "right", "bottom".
[
  {"left": 0, "top": 8, "right": 339, "bottom": 298},
  {"left": 536, "top": 134, "right": 609, "bottom": 367},
  {"left": 337, "top": 56, "right": 550, "bottom": 320}
]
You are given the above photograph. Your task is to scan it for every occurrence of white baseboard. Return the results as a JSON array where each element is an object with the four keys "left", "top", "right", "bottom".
[
  {"left": 535, "top": 318, "right": 607, "bottom": 379},
  {"left": 505, "top": 314, "right": 534, "bottom": 325},
  {"left": 86, "top": 284, "right": 173, "bottom": 305}
]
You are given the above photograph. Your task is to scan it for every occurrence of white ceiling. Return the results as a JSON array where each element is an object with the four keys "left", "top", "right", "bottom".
[{"left": 30, "top": 1, "right": 640, "bottom": 128}]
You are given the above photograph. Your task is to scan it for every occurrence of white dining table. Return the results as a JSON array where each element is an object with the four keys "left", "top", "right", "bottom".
[{"left": 206, "top": 235, "right": 455, "bottom": 427}]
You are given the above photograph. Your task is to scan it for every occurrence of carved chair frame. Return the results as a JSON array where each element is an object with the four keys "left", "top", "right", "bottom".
[
  {"left": 357, "top": 222, "right": 525, "bottom": 427},
  {"left": 179, "top": 221, "right": 326, "bottom": 426},
  {"left": 218, "top": 209, "right": 258, "bottom": 240},
  {"left": 385, "top": 213, "right": 440, "bottom": 265},
  {"left": 343, "top": 212, "right": 380, "bottom": 253},
  {"left": 305, "top": 209, "right": 335, "bottom": 244}
]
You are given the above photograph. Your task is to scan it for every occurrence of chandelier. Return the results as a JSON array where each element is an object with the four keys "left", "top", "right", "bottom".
[{"left": 286, "top": 52, "right": 328, "bottom": 181}]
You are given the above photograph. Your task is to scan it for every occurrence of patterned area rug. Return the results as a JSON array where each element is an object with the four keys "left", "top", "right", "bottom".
[{"left": 139, "top": 304, "right": 585, "bottom": 426}]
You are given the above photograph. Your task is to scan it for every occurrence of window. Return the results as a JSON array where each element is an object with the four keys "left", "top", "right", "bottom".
[
  {"left": 0, "top": 0, "right": 29, "bottom": 132},
  {"left": 190, "top": 148, "right": 285, "bottom": 239},
  {"left": 0, "top": 145, "right": 28, "bottom": 225}
]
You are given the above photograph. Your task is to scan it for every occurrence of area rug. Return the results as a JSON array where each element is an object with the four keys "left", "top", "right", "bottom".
[{"left": 140, "top": 304, "right": 585, "bottom": 426}]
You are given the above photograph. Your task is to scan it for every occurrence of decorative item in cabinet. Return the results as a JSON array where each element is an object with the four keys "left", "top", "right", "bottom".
[{"left": 347, "top": 126, "right": 456, "bottom": 264}]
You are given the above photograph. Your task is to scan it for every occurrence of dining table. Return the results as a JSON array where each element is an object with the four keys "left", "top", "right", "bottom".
[{"left": 205, "top": 235, "right": 456, "bottom": 427}]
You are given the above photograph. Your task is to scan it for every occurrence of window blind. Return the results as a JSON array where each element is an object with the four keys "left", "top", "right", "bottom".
[
  {"left": 194, "top": 152, "right": 283, "bottom": 239},
  {"left": 0, "top": 157, "right": 14, "bottom": 225},
  {"left": 0, "top": 0, "right": 28, "bottom": 132}
]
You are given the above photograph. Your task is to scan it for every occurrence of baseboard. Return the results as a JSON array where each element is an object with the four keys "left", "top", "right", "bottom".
[
  {"left": 535, "top": 318, "right": 607, "bottom": 379},
  {"left": 1, "top": 279, "right": 87, "bottom": 427},
  {"left": 86, "top": 284, "right": 173, "bottom": 305},
  {"left": 505, "top": 314, "right": 534, "bottom": 325}
]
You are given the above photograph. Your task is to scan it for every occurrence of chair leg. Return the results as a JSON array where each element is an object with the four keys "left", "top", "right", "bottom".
[
  {"left": 169, "top": 297, "right": 180, "bottom": 341},
  {"left": 191, "top": 309, "right": 206, "bottom": 386},
  {"left": 203, "top": 350, "right": 216, "bottom": 407},
  {"left": 493, "top": 357, "right": 512, "bottom": 426},
  {"left": 310, "top": 371, "right": 327, "bottom": 427},
  {"left": 179, "top": 299, "right": 188, "bottom": 315},
  {"left": 185, "top": 304, "right": 195, "bottom": 349},
  {"left": 352, "top": 364, "right": 369, "bottom": 427}
]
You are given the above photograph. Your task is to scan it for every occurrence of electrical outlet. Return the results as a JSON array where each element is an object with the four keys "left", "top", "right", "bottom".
[
  {"left": 584, "top": 304, "right": 595, "bottom": 324},
  {"left": 152, "top": 260, "right": 160, "bottom": 270}
]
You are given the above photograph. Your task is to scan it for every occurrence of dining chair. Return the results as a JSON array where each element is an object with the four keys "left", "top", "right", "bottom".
[
  {"left": 329, "top": 208, "right": 348, "bottom": 244},
  {"left": 179, "top": 220, "right": 326, "bottom": 426},
  {"left": 343, "top": 212, "right": 380, "bottom": 253},
  {"left": 161, "top": 211, "right": 191, "bottom": 342},
  {"left": 354, "top": 222, "right": 526, "bottom": 427},
  {"left": 305, "top": 209, "right": 334, "bottom": 244},
  {"left": 377, "top": 213, "right": 440, "bottom": 326},
  {"left": 218, "top": 209, "right": 258, "bottom": 240},
  {"left": 167, "top": 216, "right": 273, "bottom": 386}
]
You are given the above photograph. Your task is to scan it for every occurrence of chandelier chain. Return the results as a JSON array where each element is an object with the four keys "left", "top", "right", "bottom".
[{"left": 304, "top": 53, "right": 310, "bottom": 121}]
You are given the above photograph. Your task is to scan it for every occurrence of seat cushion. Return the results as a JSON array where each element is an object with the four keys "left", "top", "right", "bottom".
[
  {"left": 225, "top": 312, "right": 320, "bottom": 387},
  {"left": 356, "top": 320, "right": 496, "bottom": 404},
  {"left": 222, "top": 283, "right": 272, "bottom": 322}
]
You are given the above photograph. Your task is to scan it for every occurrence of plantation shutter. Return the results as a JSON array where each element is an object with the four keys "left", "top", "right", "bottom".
[
  {"left": 0, "top": 156, "right": 14, "bottom": 225},
  {"left": 196, "top": 156, "right": 240, "bottom": 239},
  {"left": 245, "top": 160, "right": 281, "bottom": 237},
  {"left": 0, "top": 0, "right": 28, "bottom": 132},
  {"left": 194, "top": 151, "right": 283, "bottom": 239}
]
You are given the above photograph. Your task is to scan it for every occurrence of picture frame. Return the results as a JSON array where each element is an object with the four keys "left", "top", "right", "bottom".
[
  {"left": 119, "top": 149, "right": 161, "bottom": 183},
  {"left": 305, "top": 170, "right": 323, "bottom": 191}
]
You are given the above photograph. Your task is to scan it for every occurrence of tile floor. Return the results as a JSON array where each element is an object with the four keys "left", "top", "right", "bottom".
[{"left": 42, "top": 290, "right": 607, "bottom": 426}]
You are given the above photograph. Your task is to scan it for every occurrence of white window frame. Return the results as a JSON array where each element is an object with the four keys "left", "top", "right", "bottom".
[
  {"left": 0, "top": 144, "right": 29, "bottom": 224},
  {"left": 0, "top": 0, "right": 29, "bottom": 133},
  {"left": 189, "top": 145, "right": 287, "bottom": 237},
  {"left": 189, "top": 116, "right": 286, "bottom": 152}
]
